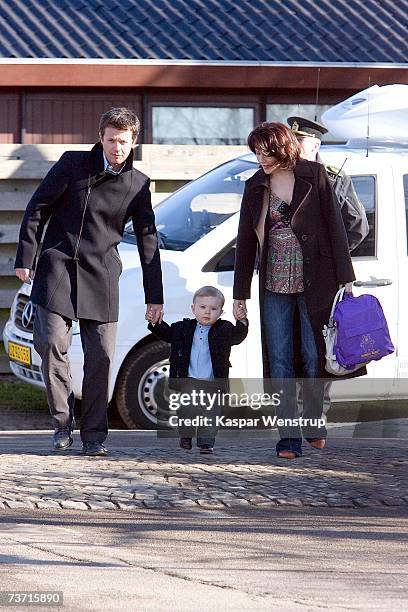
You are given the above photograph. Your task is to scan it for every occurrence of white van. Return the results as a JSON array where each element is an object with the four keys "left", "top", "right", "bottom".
[{"left": 3, "top": 144, "right": 408, "bottom": 428}]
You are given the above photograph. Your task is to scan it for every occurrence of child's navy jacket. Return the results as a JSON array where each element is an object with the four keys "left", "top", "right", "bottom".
[{"left": 148, "top": 318, "right": 248, "bottom": 380}]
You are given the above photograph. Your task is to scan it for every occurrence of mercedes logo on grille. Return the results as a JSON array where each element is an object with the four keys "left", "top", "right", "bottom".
[{"left": 21, "top": 301, "right": 34, "bottom": 328}]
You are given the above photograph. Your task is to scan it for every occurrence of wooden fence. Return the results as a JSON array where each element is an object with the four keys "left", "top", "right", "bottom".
[{"left": 0, "top": 144, "right": 248, "bottom": 372}]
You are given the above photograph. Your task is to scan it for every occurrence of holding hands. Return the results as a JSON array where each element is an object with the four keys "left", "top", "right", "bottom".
[
  {"left": 233, "top": 299, "right": 248, "bottom": 323},
  {"left": 145, "top": 304, "right": 164, "bottom": 325}
]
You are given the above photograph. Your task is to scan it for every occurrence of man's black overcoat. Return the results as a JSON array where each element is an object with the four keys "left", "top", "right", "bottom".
[{"left": 15, "top": 143, "right": 163, "bottom": 322}]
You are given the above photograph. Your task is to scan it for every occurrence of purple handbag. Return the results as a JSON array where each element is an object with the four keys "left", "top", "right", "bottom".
[{"left": 334, "top": 291, "right": 394, "bottom": 370}]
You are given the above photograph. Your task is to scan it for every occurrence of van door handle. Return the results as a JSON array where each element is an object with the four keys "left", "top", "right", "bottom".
[{"left": 353, "top": 278, "right": 393, "bottom": 287}]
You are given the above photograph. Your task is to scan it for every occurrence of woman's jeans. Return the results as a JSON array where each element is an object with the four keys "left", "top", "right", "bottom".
[{"left": 263, "top": 291, "right": 326, "bottom": 456}]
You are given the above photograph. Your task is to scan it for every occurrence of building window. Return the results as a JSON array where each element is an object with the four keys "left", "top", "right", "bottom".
[
  {"left": 152, "top": 106, "right": 254, "bottom": 145},
  {"left": 350, "top": 175, "right": 376, "bottom": 258},
  {"left": 266, "top": 104, "right": 339, "bottom": 142}
]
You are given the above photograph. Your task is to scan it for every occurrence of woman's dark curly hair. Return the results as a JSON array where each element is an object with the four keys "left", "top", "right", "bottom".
[{"left": 247, "top": 122, "right": 300, "bottom": 170}]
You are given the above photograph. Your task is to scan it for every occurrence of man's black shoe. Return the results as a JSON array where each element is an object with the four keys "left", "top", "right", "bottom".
[
  {"left": 82, "top": 442, "right": 108, "bottom": 457},
  {"left": 53, "top": 427, "right": 73, "bottom": 451}
]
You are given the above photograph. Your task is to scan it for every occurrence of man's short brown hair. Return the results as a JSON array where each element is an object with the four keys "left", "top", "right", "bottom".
[
  {"left": 99, "top": 107, "right": 141, "bottom": 140},
  {"left": 193, "top": 286, "right": 225, "bottom": 307},
  {"left": 247, "top": 122, "right": 300, "bottom": 170}
]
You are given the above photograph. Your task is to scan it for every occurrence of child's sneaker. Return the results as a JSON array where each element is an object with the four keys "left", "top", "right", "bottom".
[
  {"left": 198, "top": 445, "right": 214, "bottom": 454},
  {"left": 179, "top": 437, "right": 192, "bottom": 450}
]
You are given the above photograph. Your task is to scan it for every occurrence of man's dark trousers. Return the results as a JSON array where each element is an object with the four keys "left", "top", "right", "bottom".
[{"left": 34, "top": 305, "right": 117, "bottom": 444}]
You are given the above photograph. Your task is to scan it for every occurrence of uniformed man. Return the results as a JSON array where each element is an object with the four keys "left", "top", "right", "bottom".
[{"left": 287, "top": 116, "right": 369, "bottom": 252}]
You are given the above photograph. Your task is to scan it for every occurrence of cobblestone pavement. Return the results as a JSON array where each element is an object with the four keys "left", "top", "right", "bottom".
[{"left": 0, "top": 431, "right": 407, "bottom": 513}]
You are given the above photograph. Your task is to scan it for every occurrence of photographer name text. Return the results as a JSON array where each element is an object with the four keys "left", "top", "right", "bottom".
[{"left": 168, "top": 415, "right": 326, "bottom": 428}]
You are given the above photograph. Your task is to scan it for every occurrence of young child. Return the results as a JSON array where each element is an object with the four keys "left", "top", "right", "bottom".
[{"left": 147, "top": 286, "right": 248, "bottom": 453}]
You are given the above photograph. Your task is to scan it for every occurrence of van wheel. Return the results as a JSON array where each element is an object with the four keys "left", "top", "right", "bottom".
[{"left": 114, "top": 341, "right": 170, "bottom": 429}]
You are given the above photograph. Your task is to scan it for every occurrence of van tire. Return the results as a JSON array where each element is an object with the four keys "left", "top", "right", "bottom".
[{"left": 114, "top": 340, "right": 170, "bottom": 429}]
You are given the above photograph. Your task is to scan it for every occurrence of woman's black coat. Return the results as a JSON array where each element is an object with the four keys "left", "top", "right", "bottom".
[
  {"left": 15, "top": 143, "right": 163, "bottom": 322},
  {"left": 233, "top": 159, "right": 366, "bottom": 379}
]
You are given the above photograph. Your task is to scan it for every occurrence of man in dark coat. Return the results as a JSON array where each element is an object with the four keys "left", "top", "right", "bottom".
[
  {"left": 15, "top": 107, "right": 163, "bottom": 456},
  {"left": 287, "top": 116, "right": 369, "bottom": 252}
]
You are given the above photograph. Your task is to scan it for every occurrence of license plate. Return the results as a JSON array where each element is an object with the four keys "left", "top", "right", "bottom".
[{"left": 8, "top": 342, "right": 31, "bottom": 366}]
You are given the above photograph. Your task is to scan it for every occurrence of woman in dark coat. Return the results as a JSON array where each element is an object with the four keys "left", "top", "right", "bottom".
[{"left": 233, "top": 122, "right": 362, "bottom": 459}]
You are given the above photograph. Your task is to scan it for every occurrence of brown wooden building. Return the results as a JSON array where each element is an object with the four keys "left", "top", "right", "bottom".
[{"left": 0, "top": 59, "right": 407, "bottom": 145}]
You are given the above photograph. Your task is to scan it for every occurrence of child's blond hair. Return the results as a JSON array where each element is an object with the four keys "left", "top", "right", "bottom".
[{"left": 193, "top": 286, "right": 225, "bottom": 308}]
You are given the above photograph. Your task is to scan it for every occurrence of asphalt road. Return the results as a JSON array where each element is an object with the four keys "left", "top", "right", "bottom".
[{"left": 1, "top": 507, "right": 407, "bottom": 611}]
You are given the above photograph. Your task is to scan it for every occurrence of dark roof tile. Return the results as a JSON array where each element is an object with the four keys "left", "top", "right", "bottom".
[{"left": 0, "top": 0, "right": 406, "bottom": 62}]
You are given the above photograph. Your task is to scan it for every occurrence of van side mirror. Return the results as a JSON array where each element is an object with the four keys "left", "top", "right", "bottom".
[{"left": 214, "top": 247, "right": 236, "bottom": 272}]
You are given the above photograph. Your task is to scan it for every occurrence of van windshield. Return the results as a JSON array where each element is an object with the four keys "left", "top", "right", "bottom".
[{"left": 123, "top": 158, "right": 258, "bottom": 251}]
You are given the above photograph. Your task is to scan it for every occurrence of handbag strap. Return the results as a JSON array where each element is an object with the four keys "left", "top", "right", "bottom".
[{"left": 329, "top": 287, "right": 345, "bottom": 324}]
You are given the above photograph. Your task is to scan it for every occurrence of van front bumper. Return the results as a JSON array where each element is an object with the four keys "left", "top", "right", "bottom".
[{"left": 3, "top": 319, "right": 45, "bottom": 388}]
